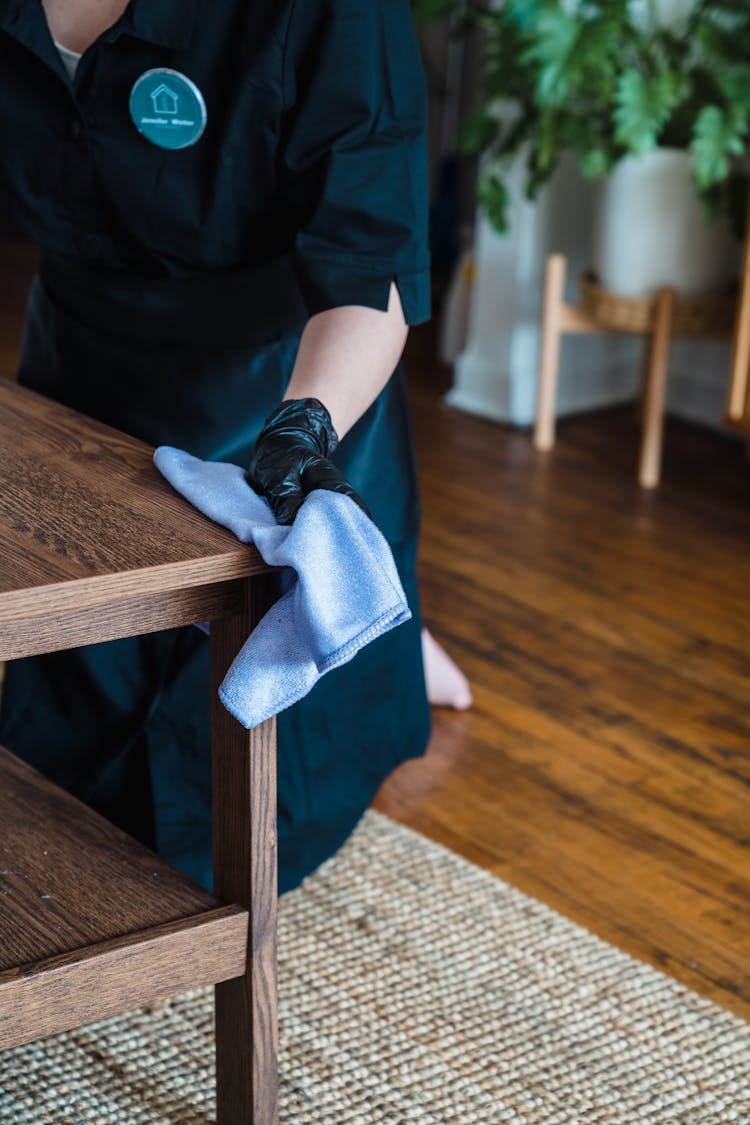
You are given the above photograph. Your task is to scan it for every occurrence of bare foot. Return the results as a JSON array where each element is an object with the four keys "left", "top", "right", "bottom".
[{"left": 421, "top": 628, "right": 473, "bottom": 710}]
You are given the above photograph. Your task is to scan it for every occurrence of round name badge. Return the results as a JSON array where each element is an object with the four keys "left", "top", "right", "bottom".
[{"left": 129, "top": 68, "right": 207, "bottom": 150}]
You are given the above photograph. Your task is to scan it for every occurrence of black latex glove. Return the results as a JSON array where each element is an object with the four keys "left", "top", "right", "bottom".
[{"left": 247, "top": 397, "right": 371, "bottom": 525}]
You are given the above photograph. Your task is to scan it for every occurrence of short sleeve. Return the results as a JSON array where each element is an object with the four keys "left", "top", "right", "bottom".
[{"left": 280, "top": 0, "right": 431, "bottom": 326}]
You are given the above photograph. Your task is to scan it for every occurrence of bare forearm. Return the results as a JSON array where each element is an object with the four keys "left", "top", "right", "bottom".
[{"left": 284, "top": 282, "right": 409, "bottom": 439}]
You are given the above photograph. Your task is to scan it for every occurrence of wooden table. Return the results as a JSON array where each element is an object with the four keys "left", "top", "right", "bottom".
[{"left": 0, "top": 380, "right": 279, "bottom": 1124}]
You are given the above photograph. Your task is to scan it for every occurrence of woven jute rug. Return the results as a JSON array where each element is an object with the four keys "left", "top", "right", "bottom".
[{"left": 1, "top": 811, "right": 749, "bottom": 1124}]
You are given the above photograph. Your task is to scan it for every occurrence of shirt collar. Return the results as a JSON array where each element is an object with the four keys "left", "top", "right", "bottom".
[
  {"left": 0, "top": 0, "right": 199, "bottom": 53},
  {"left": 108, "top": 0, "right": 199, "bottom": 51},
  {"left": 0, "top": 2, "right": 38, "bottom": 43},
  {"left": 0, "top": 2, "right": 62, "bottom": 73}
]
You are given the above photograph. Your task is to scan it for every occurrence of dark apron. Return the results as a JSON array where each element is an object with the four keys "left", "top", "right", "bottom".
[{"left": 0, "top": 253, "right": 430, "bottom": 894}]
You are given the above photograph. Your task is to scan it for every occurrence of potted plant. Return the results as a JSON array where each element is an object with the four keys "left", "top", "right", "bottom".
[{"left": 413, "top": 0, "right": 750, "bottom": 296}]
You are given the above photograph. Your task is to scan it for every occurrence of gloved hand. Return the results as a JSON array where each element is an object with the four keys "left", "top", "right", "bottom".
[{"left": 247, "top": 397, "right": 371, "bottom": 525}]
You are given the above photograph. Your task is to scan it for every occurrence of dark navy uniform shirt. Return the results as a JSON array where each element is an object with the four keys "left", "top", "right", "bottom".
[{"left": 0, "top": 0, "right": 431, "bottom": 324}]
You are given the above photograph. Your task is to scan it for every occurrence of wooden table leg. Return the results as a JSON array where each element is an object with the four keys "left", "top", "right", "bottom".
[
  {"left": 534, "top": 254, "right": 567, "bottom": 452},
  {"left": 211, "top": 575, "right": 279, "bottom": 1125},
  {"left": 639, "top": 287, "right": 675, "bottom": 489},
  {"left": 726, "top": 197, "right": 750, "bottom": 425}
]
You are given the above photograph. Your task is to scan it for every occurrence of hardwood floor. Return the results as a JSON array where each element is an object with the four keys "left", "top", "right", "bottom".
[
  {"left": 1, "top": 241, "right": 748, "bottom": 1021},
  {"left": 376, "top": 327, "right": 750, "bottom": 1021}
]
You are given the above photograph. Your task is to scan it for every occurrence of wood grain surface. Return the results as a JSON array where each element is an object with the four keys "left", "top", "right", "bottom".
[
  {"left": 0, "top": 909, "right": 248, "bottom": 1052},
  {"left": 0, "top": 381, "right": 268, "bottom": 628},
  {"left": 0, "top": 579, "right": 245, "bottom": 660},
  {"left": 376, "top": 327, "right": 750, "bottom": 1023},
  {"left": 0, "top": 747, "right": 248, "bottom": 1049},
  {"left": 212, "top": 577, "right": 279, "bottom": 1125}
]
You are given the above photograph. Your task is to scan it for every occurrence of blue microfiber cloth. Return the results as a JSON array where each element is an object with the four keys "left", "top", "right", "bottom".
[{"left": 153, "top": 447, "right": 412, "bottom": 729}]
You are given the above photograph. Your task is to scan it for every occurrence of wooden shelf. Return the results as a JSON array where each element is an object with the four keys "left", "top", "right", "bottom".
[{"left": 0, "top": 747, "right": 248, "bottom": 1050}]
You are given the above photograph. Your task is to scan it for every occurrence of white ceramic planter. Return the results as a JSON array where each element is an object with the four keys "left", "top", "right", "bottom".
[
  {"left": 593, "top": 149, "right": 739, "bottom": 298},
  {"left": 628, "top": 0, "right": 695, "bottom": 31}
]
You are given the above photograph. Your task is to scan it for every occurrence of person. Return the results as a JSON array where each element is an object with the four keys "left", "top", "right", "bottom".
[{"left": 0, "top": 0, "right": 465, "bottom": 894}]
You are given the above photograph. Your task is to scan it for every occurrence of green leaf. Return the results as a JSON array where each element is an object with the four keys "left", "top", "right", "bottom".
[
  {"left": 691, "top": 105, "right": 748, "bottom": 190},
  {"left": 522, "top": 7, "right": 580, "bottom": 107},
  {"left": 459, "top": 105, "right": 498, "bottom": 156},
  {"left": 496, "top": 111, "right": 537, "bottom": 160},
  {"left": 536, "top": 109, "right": 558, "bottom": 172},
  {"left": 477, "top": 169, "right": 511, "bottom": 233},
  {"left": 577, "top": 11, "right": 627, "bottom": 90},
  {"left": 715, "top": 68, "right": 750, "bottom": 110},
  {"left": 565, "top": 114, "right": 615, "bottom": 179},
  {"left": 579, "top": 147, "right": 612, "bottom": 179},
  {"left": 614, "top": 70, "right": 683, "bottom": 154},
  {"left": 504, "top": 0, "right": 544, "bottom": 33},
  {"left": 410, "top": 0, "right": 456, "bottom": 25},
  {"left": 525, "top": 147, "right": 558, "bottom": 200}
]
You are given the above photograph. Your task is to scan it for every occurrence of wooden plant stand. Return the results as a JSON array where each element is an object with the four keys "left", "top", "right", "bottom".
[
  {"left": 0, "top": 381, "right": 279, "bottom": 1124},
  {"left": 726, "top": 201, "right": 750, "bottom": 436},
  {"left": 534, "top": 254, "right": 737, "bottom": 488}
]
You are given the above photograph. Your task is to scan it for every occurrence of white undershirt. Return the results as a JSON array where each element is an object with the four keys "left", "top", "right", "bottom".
[{"left": 54, "top": 40, "right": 82, "bottom": 81}]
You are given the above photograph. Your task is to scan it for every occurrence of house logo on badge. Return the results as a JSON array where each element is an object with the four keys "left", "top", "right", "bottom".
[
  {"left": 150, "top": 84, "right": 180, "bottom": 116},
  {"left": 130, "top": 69, "right": 208, "bottom": 150}
]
